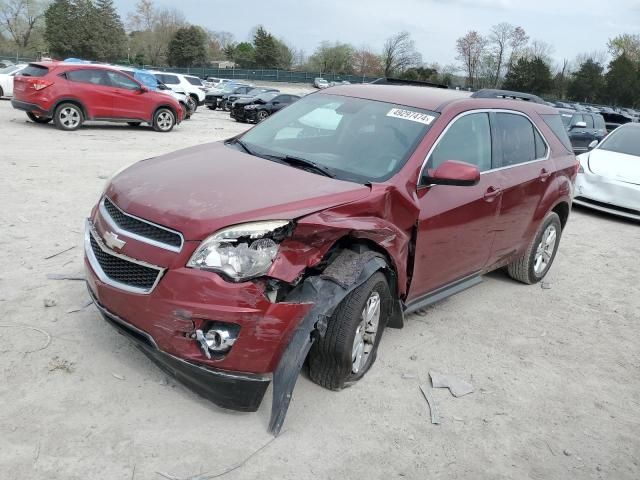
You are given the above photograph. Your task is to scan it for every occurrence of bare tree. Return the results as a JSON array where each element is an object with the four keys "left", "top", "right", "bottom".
[
  {"left": 381, "top": 31, "right": 420, "bottom": 77},
  {"left": 353, "top": 45, "right": 382, "bottom": 76},
  {"left": 456, "top": 30, "right": 487, "bottom": 89},
  {"left": 574, "top": 50, "right": 608, "bottom": 67},
  {"left": 0, "top": 0, "right": 45, "bottom": 50},
  {"left": 524, "top": 39, "right": 554, "bottom": 64},
  {"left": 506, "top": 26, "right": 529, "bottom": 75},
  {"left": 128, "top": 0, "right": 185, "bottom": 66},
  {"left": 488, "top": 22, "right": 513, "bottom": 87}
]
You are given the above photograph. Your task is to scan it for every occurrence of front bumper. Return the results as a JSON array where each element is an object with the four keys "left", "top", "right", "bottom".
[
  {"left": 574, "top": 172, "right": 640, "bottom": 220},
  {"left": 90, "top": 289, "right": 270, "bottom": 411}
]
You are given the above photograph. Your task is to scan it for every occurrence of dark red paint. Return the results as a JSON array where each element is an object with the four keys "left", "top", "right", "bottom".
[{"left": 85, "top": 86, "right": 576, "bottom": 378}]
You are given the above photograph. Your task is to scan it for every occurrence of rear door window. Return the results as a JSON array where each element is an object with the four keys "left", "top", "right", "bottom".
[
  {"left": 495, "top": 113, "right": 538, "bottom": 167},
  {"left": 584, "top": 114, "right": 594, "bottom": 129},
  {"left": 106, "top": 71, "right": 140, "bottom": 91},
  {"left": 570, "top": 114, "right": 585, "bottom": 127},
  {"left": 428, "top": 112, "right": 492, "bottom": 172},
  {"left": 594, "top": 115, "right": 606, "bottom": 130},
  {"left": 20, "top": 64, "right": 49, "bottom": 77},
  {"left": 66, "top": 69, "right": 110, "bottom": 86},
  {"left": 185, "top": 76, "right": 203, "bottom": 86},
  {"left": 541, "top": 114, "right": 573, "bottom": 152}
]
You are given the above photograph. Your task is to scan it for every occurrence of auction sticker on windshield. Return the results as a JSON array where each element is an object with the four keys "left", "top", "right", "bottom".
[{"left": 386, "top": 108, "right": 435, "bottom": 125}]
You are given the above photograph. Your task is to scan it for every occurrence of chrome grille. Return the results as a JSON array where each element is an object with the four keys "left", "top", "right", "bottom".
[
  {"left": 85, "top": 220, "right": 164, "bottom": 294},
  {"left": 100, "top": 197, "right": 183, "bottom": 252}
]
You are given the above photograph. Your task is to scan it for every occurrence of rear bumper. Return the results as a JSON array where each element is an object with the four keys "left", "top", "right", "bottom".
[
  {"left": 11, "top": 99, "right": 49, "bottom": 115},
  {"left": 89, "top": 289, "right": 271, "bottom": 412}
]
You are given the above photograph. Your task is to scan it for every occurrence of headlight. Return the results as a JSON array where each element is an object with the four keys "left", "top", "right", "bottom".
[{"left": 187, "top": 221, "right": 290, "bottom": 281}]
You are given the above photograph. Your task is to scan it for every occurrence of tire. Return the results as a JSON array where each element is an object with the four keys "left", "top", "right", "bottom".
[
  {"left": 0, "top": 86, "right": 4, "bottom": 97},
  {"left": 152, "top": 108, "right": 175, "bottom": 133},
  {"left": 207, "top": 106, "right": 216, "bottom": 110},
  {"left": 186, "top": 97, "right": 197, "bottom": 115},
  {"left": 189, "top": 94, "right": 198, "bottom": 112},
  {"left": 53, "top": 102, "right": 83, "bottom": 131},
  {"left": 180, "top": 103, "right": 190, "bottom": 120},
  {"left": 507, "top": 212, "right": 562, "bottom": 284},
  {"left": 309, "top": 271, "right": 391, "bottom": 390},
  {"left": 127, "top": 121, "right": 141, "bottom": 127},
  {"left": 256, "top": 110, "right": 269, "bottom": 122},
  {"left": 27, "top": 112, "right": 52, "bottom": 124}
]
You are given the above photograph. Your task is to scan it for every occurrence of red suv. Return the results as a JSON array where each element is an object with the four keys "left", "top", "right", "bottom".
[
  {"left": 11, "top": 62, "right": 183, "bottom": 132},
  {"left": 84, "top": 85, "right": 577, "bottom": 434}
]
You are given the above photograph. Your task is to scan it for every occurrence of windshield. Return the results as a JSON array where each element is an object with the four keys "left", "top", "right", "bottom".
[
  {"left": 598, "top": 126, "right": 640, "bottom": 157},
  {"left": 238, "top": 94, "right": 438, "bottom": 183}
]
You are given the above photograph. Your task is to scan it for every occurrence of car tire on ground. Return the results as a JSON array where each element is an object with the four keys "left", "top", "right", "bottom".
[
  {"left": 53, "top": 102, "right": 83, "bottom": 131},
  {"left": 257, "top": 110, "right": 269, "bottom": 122},
  {"left": 186, "top": 97, "right": 197, "bottom": 115},
  {"left": 152, "top": 108, "right": 176, "bottom": 133},
  {"left": 189, "top": 94, "right": 198, "bottom": 112},
  {"left": 309, "top": 271, "right": 390, "bottom": 390},
  {"left": 127, "top": 121, "right": 142, "bottom": 127},
  {"left": 507, "top": 211, "right": 562, "bottom": 284},
  {"left": 27, "top": 112, "right": 52, "bottom": 124}
]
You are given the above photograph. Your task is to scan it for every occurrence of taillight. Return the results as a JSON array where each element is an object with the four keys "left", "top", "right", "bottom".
[{"left": 26, "top": 78, "right": 53, "bottom": 91}]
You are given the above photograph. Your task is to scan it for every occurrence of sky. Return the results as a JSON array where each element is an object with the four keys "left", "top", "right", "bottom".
[{"left": 114, "top": 0, "right": 640, "bottom": 70}]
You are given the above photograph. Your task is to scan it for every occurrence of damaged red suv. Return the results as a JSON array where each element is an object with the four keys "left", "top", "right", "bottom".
[{"left": 85, "top": 84, "right": 577, "bottom": 434}]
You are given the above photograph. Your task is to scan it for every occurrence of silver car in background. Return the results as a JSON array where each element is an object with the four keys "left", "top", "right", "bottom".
[{"left": 574, "top": 123, "right": 640, "bottom": 220}]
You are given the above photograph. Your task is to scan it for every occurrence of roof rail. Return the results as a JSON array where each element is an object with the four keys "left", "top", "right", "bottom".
[
  {"left": 471, "top": 89, "right": 546, "bottom": 104},
  {"left": 370, "top": 77, "right": 449, "bottom": 89}
]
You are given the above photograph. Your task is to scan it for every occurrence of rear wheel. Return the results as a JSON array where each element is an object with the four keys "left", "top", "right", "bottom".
[
  {"left": 53, "top": 103, "right": 83, "bottom": 131},
  {"left": 309, "top": 271, "right": 390, "bottom": 390},
  {"left": 186, "top": 96, "right": 197, "bottom": 115},
  {"left": 189, "top": 94, "right": 199, "bottom": 112},
  {"left": 152, "top": 108, "right": 175, "bottom": 132},
  {"left": 27, "top": 112, "right": 52, "bottom": 124},
  {"left": 507, "top": 212, "right": 562, "bottom": 284}
]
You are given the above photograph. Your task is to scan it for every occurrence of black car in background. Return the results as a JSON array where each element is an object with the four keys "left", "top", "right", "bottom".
[
  {"left": 205, "top": 83, "right": 252, "bottom": 110},
  {"left": 231, "top": 93, "right": 300, "bottom": 123},
  {"left": 219, "top": 85, "right": 258, "bottom": 111},
  {"left": 558, "top": 109, "right": 607, "bottom": 153},
  {"left": 224, "top": 87, "right": 280, "bottom": 110}
]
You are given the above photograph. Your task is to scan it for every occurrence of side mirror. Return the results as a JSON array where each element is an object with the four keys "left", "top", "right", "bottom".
[
  {"left": 588, "top": 139, "right": 599, "bottom": 150},
  {"left": 571, "top": 121, "right": 587, "bottom": 129},
  {"left": 139, "top": 86, "right": 149, "bottom": 93},
  {"left": 422, "top": 160, "right": 480, "bottom": 187}
]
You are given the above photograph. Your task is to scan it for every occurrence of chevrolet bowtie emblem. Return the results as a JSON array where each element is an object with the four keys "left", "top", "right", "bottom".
[{"left": 103, "top": 231, "right": 126, "bottom": 250}]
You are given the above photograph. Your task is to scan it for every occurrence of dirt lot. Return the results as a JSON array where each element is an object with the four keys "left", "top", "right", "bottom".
[{"left": 1, "top": 88, "right": 639, "bottom": 480}]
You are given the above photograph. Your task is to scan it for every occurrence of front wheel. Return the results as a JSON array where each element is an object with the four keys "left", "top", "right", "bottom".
[
  {"left": 189, "top": 95, "right": 198, "bottom": 112},
  {"left": 53, "top": 103, "right": 83, "bottom": 131},
  {"left": 507, "top": 212, "right": 562, "bottom": 284},
  {"left": 186, "top": 97, "right": 197, "bottom": 115},
  {"left": 309, "top": 271, "right": 390, "bottom": 390},
  {"left": 256, "top": 110, "right": 269, "bottom": 122},
  {"left": 152, "top": 108, "right": 175, "bottom": 133},
  {"left": 27, "top": 112, "right": 52, "bottom": 124}
]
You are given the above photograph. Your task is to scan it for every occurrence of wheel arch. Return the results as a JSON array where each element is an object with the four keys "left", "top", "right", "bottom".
[
  {"left": 52, "top": 97, "right": 88, "bottom": 119},
  {"left": 551, "top": 200, "right": 570, "bottom": 229},
  {"left": 152, "top": 103, "right": 178, "bottom": 122}
]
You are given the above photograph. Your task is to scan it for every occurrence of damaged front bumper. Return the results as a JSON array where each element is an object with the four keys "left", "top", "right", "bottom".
[{"left": 90, "top": 289, "right": 271, "bottom": 411}]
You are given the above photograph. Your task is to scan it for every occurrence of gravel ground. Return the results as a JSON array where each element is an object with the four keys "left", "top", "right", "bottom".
[{"left": 0, "top": 91, "right": 639, "bottom": 480}]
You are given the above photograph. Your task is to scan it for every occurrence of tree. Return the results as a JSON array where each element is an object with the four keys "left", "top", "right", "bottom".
[
  {"left": 488, "top": 23, "right": 513, "bottom": 87},
  {"left": 274, "top": 37, "right": 293, "bottom": 69},
  {"left": 567, "top": 59, "right": 604, "bottom": 103},
  {"left": 93, "top": 0, "right": 126, "bottom": 61},
  {"left": 205, "top": 29, "right": 233, "bottom": 61},
  {"left": 456, "top": 30, "right": 487, "bottom": 89},
  {"left": 381, "top": 31, "right": 420, "bottom": 77},
  {"left": 45, "top": 0, "right": 98, "bottom": 59},
  {"left": 353, "top": 46, "right": 382, "bottom": 76},
  {"left": 252, "top": 25, "right": 278, "bottom": 67},
  {"left": 167, "top": 25, "right": 206, "bottom": 67},
  {"left": 502, "top": 56, "right": 553, "bottom": 95},
  {"left": 607, "top": 33, "right": 640, "bottom": 63},
  {"left": 605, "top": 54, "right": 639, "bottom": 107},
  {"left": 400, "top": 65, "right": 438, "bottom": 83},
  {"left": 0, "top": 0, "right": 46, "bottom": 52},
  {"left": 227, "top": 41, "right": 254, "bottom": 68},
  {"left": 128, "top": 0, "right": 185, "bottom": 65},
  {"left": 308, "top": 41, "right": 354, "bottom": 74},
  {"left": 506, "top": 26, "right": 529, "bottom": 76}
]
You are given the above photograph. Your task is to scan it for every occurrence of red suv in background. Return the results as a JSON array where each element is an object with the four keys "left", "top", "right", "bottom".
[
  {"left": 85, "top": 84, "right": 578, "bottom": 434},
  {"left": 11, "top": 62, "right": 183, "bottom": 132}
]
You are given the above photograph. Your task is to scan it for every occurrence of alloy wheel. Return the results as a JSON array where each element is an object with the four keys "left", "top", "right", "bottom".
[
  {"left": 351, "top": 291, "right": 381, "bottom": 374},
  {"left": 534, "top": 224, "right": 557, "bottom": 275},
  {"left": 59, "top": 107, "right": 80, "bottom": 129}
]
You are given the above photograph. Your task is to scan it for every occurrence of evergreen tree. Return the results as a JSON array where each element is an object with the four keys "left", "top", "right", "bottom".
[
  {"left": 567, "top": 59, "right": 604, "bottom": 103},
  {"left": 605, "top": 54, "right": 639, "bottom": 107},
  {"left": 502, "top": 56, "right": 552, "bottom": 95},
  {"left": 167, "top": 25, "right": 206, "bottom": 67},
  {"left": 93, "top": 0, "right": 126, "bottom": 61},
  {"left": 253, "top": 26, "right": 278, "bottom": 68}
]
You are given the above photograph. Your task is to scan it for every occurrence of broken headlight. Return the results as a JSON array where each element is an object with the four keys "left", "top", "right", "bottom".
[{"left": 187, "top": 221, "right": 290, "bottom": 281}]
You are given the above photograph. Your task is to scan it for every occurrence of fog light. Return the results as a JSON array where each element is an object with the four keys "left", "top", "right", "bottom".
[{"left": 194, "top": 326, "right": 237, "bottom": 358}]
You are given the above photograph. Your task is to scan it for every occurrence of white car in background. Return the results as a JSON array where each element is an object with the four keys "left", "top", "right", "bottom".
[
  {"left": 205, "top": 77, "right": 232, "bottom": 89},
  {"left": 0, "top": 63, "right": 27, "bottom": 98},
  {"left": 151, "top": 71, "right": 207, "bottom": 110},
  {"left": 574, "top": 123, "right": 640, "bottom": 220}
]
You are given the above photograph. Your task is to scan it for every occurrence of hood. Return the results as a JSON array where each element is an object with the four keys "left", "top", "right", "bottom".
[
  {"left": 106, "top": 142, "right": 370, "bottom": 241},
  {"left": 587, "top": 148, "right": 640, "bottom": 185}
]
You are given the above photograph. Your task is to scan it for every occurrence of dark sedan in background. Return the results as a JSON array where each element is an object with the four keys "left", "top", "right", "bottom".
[
  {"left": 558, "top": 109, "right": 607, "bottom": 153},
  {"left": 231, "top": 93, "right": 300, "bottom": 123},
  {"left": 205, "top": 83, "right": 252, "bottom": 110},
  {"left": 224, "top": 87, "right": 279, "bottom": 110}
]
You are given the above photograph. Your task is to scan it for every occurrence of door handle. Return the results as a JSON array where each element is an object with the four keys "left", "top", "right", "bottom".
[
  {"left": 539, "top": 168, "right": 551, "bottom": 182},
  {"left": 483, "top": 186, "right": 501, "bottom": 202}
]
